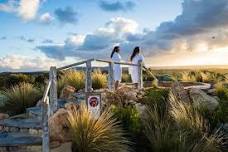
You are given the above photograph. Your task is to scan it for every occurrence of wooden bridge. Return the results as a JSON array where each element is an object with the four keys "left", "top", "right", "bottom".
[{"left": 0, "top": 58, "right": 145, "bottom": 152}]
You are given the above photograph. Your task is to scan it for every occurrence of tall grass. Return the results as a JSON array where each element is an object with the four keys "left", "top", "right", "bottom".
[
  {"left": 0, "top": 82, "right": 42, "bottom": 115},
  {"left": 60, "top": 70, "right": 85, "bottom": 91},
  {"left": 142, "top": 90, "right": 227, "bottom": 152},
  {"left": 92, "top": 69, "right": 107, "bottom": 89},
  {"left": 67, "top": 105, "right": 131, "bottom": 152}
]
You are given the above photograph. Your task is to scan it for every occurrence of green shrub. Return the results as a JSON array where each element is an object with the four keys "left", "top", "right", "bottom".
[
  {"left": 0, "top": 82, "right": 42, "bottom": 115},
  {"left": 121, "top": 73, "right": 131, "bottom": 83},
  {"left": 112, "top": 105, "right": 141, "bottom": 134},
  {"left": 140, "top": 88, "right": 169, "bottom": 107},
  {"left": 3, "top": 74, "right": 34, "bottom": 88},
  {"left": 68, "top": 105, "right": 131, "bottom": 152},
  {"left": 92, "top": 69, "right": 107, "bottom": 89}
]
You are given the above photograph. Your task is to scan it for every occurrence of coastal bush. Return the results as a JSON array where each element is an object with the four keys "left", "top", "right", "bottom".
[
  {"left": 68, "top": 105, "right": 131, "bottom": 152},
  {"left": 141, "top": 90, "right": 227, "bottom": 152},
  {"left": 112, "top": 105, "right": 141, "bottom": 134},
  {"left": 92, "top": 69, "right": 107, "bottom": 89},
  {"left": 59, "top": 70, "right": 85, "bottom": 91},
  {"left": 121, "top": 73, "right": 131, "bottom": 83},
  {"left": 0, "top": 82, "right": 42, "bottom": 115},
  {"left": 3, "top": 74, "right": 34, "bottom": 88}
]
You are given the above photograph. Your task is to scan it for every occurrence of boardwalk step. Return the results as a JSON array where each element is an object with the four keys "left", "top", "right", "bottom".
[
  {"left": 0, "top": 118, "right": 42, "bottom": 129},
  {"left": 0, "top": 132, "right": 42, "bottom": 147}
]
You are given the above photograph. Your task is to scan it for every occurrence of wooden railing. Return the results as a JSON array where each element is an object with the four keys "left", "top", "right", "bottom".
[
  {"left": 41, "top": 58, "right": 143, "bottom": 152},
  {"left": 57, "top": 58, "right": 143, "bottom": 90}
]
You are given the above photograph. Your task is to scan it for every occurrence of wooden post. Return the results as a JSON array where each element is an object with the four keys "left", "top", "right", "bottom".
[
  {"left": 42, "top": 96, "right": 49, "bottom": 152},
  {"left": 49, "top": 66, "right": 58, "bottom": 116},
  {"left": 108, "top": 62, "right": 114, "bottom": 90},
  {"left": 138, "top": 61, "right": 143, "bottom": 89},
  {"left": 85, "top": 60, "right": 92, "bottom": 92}
]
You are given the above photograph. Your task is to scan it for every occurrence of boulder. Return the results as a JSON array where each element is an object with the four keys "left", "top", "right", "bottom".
[
  {"left": 60, "top": 85, "right": 76, "bottom": 100},
  {"left": 49, "top": 102, "right": 79, "bottom": 143},
  {"left": 189, "top": 88, "right": 219, "bottom": 111},
  {"left": 207, "top": 89, "right": 217, "bottom": 96},
  {"left": 0, "top": 113, "right": 9, "bottom": 120}
]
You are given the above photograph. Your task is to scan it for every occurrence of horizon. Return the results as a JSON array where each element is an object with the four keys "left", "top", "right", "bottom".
[{"left": 0, "top": 0, "right": 228, "bottom": 72}]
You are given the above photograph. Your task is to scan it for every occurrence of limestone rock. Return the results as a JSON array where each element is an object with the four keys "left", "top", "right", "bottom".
[
  {"left": 189, "top": 88, "right": 219, "bottom": 111},
  {"left": 49, "top": 102, "right": 79, "bottom": 143},
  {"left": 207, "top": 89, "right": 217, "bottom": 96},
  {"left": 60, "top": 85, "right": 76, "bottom": 100},
  {"left": 0, "top": 113, "right": 9, "bottom": 120}
]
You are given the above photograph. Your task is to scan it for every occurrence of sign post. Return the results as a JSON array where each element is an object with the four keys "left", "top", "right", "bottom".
[{"left": 86, "top": 93, "right": 101, "bottom": 119}]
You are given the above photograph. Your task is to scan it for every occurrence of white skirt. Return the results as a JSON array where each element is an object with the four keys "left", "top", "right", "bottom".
[{"left": 113, "top": 65, "right": 122, "bottom": 81}]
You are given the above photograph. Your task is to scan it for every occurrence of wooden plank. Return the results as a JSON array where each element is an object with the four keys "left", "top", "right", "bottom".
[
  {"left": 49, "top": 66, "right": 58, "bottom": 115},
  {"left": 0, "top": 119, "right": 42, "bottom": 129},
  {"left": 85, "top": 61, "right": 92, "bottom": 92},
  {"left": 0, "top": 132, "right": 42, "bottom": 146},
  {"left": 108, "top": 62, "right": 114, "bottom": 90},
  {"left": 42, "top": 98, "right": 49, "bottom": 152}
]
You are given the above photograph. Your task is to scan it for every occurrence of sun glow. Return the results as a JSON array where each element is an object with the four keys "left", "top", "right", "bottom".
[{"left": 148, "top": 47, "right": 228, "bottom": 67}]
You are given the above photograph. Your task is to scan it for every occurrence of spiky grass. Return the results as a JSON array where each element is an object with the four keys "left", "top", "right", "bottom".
[
  {"left": 67, "top": 105, "right": 131, "bottom": 152},
  {"left": 0, "top": 82, "right": 42, "bottom": 115},
  {"left": 92, "top": 69, "right": 107, "bottom": 89},
  {"left": 59, "top": 70, "right": 85, "bottom": 91}
]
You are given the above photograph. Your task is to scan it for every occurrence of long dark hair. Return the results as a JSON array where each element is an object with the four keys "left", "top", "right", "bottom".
[
  {"left": 110, "top": 46, "right": 120, "bottom": 58},
  {"left": 130, "top": 46, "right": 140, "bottom": 61}
]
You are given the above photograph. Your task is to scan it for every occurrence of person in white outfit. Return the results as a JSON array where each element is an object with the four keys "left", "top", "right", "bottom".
[
  {"left": 130, "top": 46, "right": 144, "bottom": 88},
  {"left": 111, "top": 46, "right": 122, "bottom": 90}
]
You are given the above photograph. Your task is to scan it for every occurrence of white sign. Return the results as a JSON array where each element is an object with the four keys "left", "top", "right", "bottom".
[{"left": 86, "top": 93, "right": 101, "bottom": 119}]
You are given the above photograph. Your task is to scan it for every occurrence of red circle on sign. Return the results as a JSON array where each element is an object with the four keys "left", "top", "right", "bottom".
[{"left": 89, "top": 97, "right": 99, "bottom": 107}]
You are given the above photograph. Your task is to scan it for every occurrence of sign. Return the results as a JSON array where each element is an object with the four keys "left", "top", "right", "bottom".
[{"left": 86, "top": 93, "right": 101, "bottom": 118}]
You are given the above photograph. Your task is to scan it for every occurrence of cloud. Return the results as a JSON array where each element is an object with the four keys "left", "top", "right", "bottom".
[
  {"left": 0, "top": 54, "right": 80, "bottom": 72},
  {"left": 54, "top": 7, "right": 78, "bottom": 24},
  {"left": 38, "top": 0, "right": 228, "bottom": 62},
  {"left": 0, "top": 0, "right": 41, "bottom": 21},
  {"left": 0, "top": 36, "right": 7, "bottom": 40},
  {"left": 0, "top": 55, "right": 57, "bottom": 72},
  {"left": 39, "top": 12, "right": 54, "bottom": 24},
  {"left": 18, "top": 0, "right": 41, "bottom": 21},
  {"left": 37, "top": 17, "right": 138, "bottom": 60},
  {"left": 0, "top": 0, "right": 18, "bottom": 13},
  {"left": 139, "top": 0, "right": 228, "bottom": 55},
  {"left": 99, "top": 0, "right": 135, "bottom": 12},
  {"left": 19, "top": 36, "right": 35, "bottom": 43},
  {"left": 42, "top": 39, "right": 54, "bottom": 44}
]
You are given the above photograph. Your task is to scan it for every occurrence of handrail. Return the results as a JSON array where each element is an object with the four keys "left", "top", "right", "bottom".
[
  {"left": 95, "top": 59, "right": 139, "bottom": 66},
  {"left": 42, "top": 80, "right": 52, "bottom": 103},
  {"left": 57, "top": 58, "right": 140, "bottom": 71},
  {"left": 57, "top": 59, "right": 94, "bottom": 71}
]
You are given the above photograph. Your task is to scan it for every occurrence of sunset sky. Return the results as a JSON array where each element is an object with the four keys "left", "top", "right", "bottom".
[{"left": 0, "top": 0, "right": 228, "bottom": 71}]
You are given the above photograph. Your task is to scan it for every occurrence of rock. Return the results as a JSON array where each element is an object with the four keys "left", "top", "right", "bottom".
[
  {"left": 36, "top": 100, "right": 42, "bottom": 107},
  {"left": 189, "top": 88, "right": 219, "bottom": 111},
  {"left": 171, "top": 82, "right": 191, "bottom": 103},
  {"left": 60, "top": 85, "right": 76, "bottom": 100},
  {"left": 0, "top": 113, "right": 9, "bottom": 120},
  {"left": 207, "top": 89, "right": 217, "bottom": 96},
  {"left": 49, "top": 102, "right": 79, "bottom": 143},
  {"left": 135, "top": 103, "right": 146, "bottom": 115}
]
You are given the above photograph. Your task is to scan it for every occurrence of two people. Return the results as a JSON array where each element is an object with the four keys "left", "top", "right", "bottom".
[{"left": 110, "top": 46, "right": 144, "bottom": 90}]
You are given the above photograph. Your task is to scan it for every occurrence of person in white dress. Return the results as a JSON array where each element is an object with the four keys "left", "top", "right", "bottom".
[
  {"left": 130, "top": 46, "right": 144, "bottom": 88},
  {"left": 111, "top": 46, "right": 122, "bottom": 90}
]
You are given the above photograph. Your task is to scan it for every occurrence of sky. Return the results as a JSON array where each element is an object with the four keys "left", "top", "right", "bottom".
[{"left": 0, "top": 0, "right": 228, "bottom": 72}]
